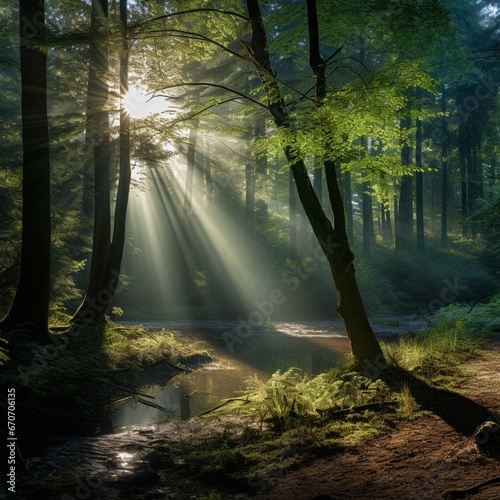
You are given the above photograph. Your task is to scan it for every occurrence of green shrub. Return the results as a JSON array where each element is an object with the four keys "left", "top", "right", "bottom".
[{"left": 243, "top": 367, "right": 391, "bottom": 431}]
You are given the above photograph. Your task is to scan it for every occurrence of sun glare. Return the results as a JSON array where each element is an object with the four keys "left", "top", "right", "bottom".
[{"left": 123, "top": 87, "right": 166, "bottom": 119}]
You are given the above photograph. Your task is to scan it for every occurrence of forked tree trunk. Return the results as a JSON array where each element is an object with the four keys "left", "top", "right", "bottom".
[
  {"left": 2, "top": 0, "right": 51, "bottom": 343},
  {"left": 244, "top": 0, "right": 384, "bottom": 365},
  {"left": 97, "top": 0, "right": 132, "bottom": 320}
]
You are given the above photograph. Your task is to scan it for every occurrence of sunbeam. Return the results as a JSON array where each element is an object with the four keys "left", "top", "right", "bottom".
[{"left": 121, "top": 143, "right": 282, "bottom": 319}]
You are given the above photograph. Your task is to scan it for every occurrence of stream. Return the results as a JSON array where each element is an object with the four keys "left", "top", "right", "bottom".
[
  {"left": 111, "top": 316, "right": 424, "bottom": 430},
  {"left": 9, "top": 316, "right": 426, "bottom": 499}
]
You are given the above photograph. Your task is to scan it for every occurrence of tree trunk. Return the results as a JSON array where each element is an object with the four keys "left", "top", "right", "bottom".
[
  {"left": 344, "top": 170, "right": 354, "bottom": 242},
  {"left": 458, "top": 120, "right": 468, "bottom": 236},
  {"left": 2, "top": 0, "right": 51, "bottom": 342},
  {"left": 468, "top": 122, "right": 481, "bottom": 216},
  {"left": 362, "top": 182, "right": 374, "bottom": 256},
  {"left": 415, "top": 93, "right": 424, "bottom": 249},
  {"left": 381, "top": 201, "right": 393, "bottom": 245},
  {"left": 73, "top": 0, "right": 112, "bottom": 323},
  {"left": 244, "top": 0, "right": 384, "bottom": 365},
  {"left": 98, "top": 0, "right": 131, "bottom": 319},
  {"left": 82, "top": 0, "right": 109, "bottom": 219},
  {"left": 396, "top": 116, "right": 412, "bottom": 250},
  {"left": 440, "top": 85, "right": 448, "bottom": 243}
]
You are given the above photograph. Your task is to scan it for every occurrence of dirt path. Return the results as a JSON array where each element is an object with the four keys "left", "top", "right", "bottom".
[{"left": 254, "top": 339, "right": 500, "bottom": 500}]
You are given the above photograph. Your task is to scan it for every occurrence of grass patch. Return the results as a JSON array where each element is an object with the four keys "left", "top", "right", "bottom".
[
  {"left": 382, "top": 297, "right": 500, "bottom": 387},
  {"left": 102, "top": 323, "right": 200, "bottom": 370}
]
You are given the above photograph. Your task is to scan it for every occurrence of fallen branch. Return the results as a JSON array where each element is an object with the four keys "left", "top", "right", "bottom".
[
  {"left": 317, "top": 401, "right": 398, "bottom": 419},
  {"left": 467, "top": 295, "right": 490, "bottom": 314},
  {"left": 197, "top": 398, "right": 248, "bottom": 417},
  {"left": 442, "top": 475, "right": 500, "bottom": 499}
]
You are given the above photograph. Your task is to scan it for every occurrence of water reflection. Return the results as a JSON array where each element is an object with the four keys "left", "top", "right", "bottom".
[{"left": 111, "top": 321, "right": 352, "bottom": 430}]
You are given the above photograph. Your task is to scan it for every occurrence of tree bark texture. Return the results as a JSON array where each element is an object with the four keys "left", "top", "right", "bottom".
[{"left": 3, "top": 0, "right": 52, "bottom": 342}]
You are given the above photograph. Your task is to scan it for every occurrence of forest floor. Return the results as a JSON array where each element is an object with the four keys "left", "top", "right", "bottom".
[
  {"left": 12, "top": 337, "right": 500, "bottom": 500},
  {"left": 253, "top": 337, "right": 500, "bottom": 500}
]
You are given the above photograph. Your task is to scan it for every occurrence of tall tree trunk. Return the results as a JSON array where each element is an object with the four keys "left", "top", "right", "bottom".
[
  {"left": 2, "top": 0, "right": 51, "bottom": 342},
  {"left": 244, "top": 0, "right": 384, "bottom": 365},
  {"left": 467, "top": 123, "right": 482, "bottom": 216},
  {"left": 396, "top": 116, "right": 412, "bottom": 250},
  {"left": 73, "top": 0, "right": 111, "bottom": 322},
  {"left": 440, "top": 85, "right": 448, "bottom": 243},
  {"left": 475, "top": 128, "right": 483, "bottom": 199},
  {"left": 458, "top": 120, "right": 468, "bottom": 236},
  {"left": 430, "top": 169, "right": 438, "bottom": 236},
  {"left": 362, "top": 181, "right": 374, "bottom": 256},
  {"left": 359, "top": 42, "right": 374, "bottom": 255},
  {"left": 381, "top": 202, "right": 393, "bottom": 245},
  {"left": 97, "top": 0, "right": 131, "bottom": 319},
  {"left": 82, "top": 0, "right": 109, "bottom": 219},
  {"left": 415, "top": 91, "right": 424, "bottom": 249}
]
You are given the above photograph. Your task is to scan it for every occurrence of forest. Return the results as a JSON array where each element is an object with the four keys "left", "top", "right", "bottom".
[{"left": 1, "top": 0, "right": 500, "bottom": 499}]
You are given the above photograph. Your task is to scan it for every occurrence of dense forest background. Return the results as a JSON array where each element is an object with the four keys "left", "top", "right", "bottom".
[{"left": 1, "top": 0, "right": 499, "bottom": 330}]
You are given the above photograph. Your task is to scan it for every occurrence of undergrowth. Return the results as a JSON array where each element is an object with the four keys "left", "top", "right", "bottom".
[
  {"left": 173, "top": 298, "right": 500, "bottom": 492},
  {"left": 383, "top": 296, "right": 500, "bottom": 386},
  {"left": 0, "top": 322, "right": 204, "bottom": 434}
]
